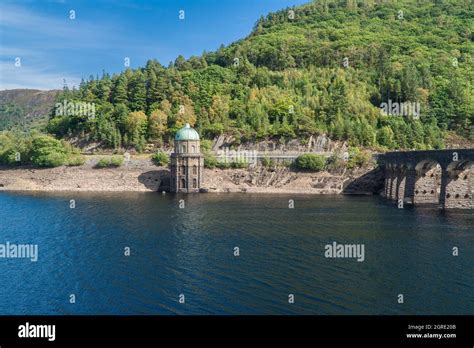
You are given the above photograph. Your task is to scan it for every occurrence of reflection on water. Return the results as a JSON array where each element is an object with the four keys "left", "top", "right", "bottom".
[{"left": 0, "top": 191, "right": 473, "bottom": 315}]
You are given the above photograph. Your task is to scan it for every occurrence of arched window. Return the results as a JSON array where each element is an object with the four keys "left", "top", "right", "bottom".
[
  {"left": 180, "top": 165, "right": 186, "bottom": 174},
  {"left": 181, "top": 178, "right": 186, "bottom": 189},
  {"left": 181, "top": 145, "right": 187, "bottom": 153},
  {"left": 191, "top": 145, "right": 196, "bottom": 153},
  {"left": 193, "top": 178, "right": 197, "bottom": 188},
  {"left": 193, "top": 165, "right": 197, "bottom": 175}
]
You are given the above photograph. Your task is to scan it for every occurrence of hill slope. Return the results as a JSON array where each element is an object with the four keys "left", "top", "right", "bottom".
[
  {"left": 0, "top": 89, "right": 59, "bottom": 131},
  {"left": 46, "top": 0, "right": 473, "bottom": 151}
]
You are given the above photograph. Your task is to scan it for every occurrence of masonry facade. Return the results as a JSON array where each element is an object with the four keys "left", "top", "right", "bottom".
[
  {"left": 170, "top": 123, "right": 204, "bottom": 193},
  {"left": 378, "top": 149, "right": 473, "bottom": 209}
]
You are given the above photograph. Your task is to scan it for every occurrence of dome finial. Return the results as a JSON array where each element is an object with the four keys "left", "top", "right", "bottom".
[{"left": 185, "top": 123, "right": 190, "bottom": 128}]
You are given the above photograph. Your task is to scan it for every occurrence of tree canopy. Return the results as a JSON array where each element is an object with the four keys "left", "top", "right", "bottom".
[{"left": 47, "top": 0, "right": 473, "bottom": 151}]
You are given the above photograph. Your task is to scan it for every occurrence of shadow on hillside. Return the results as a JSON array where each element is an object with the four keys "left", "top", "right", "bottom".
[
  {"left": 342, "top": 167, "right": 384, "bottom": 195},
  {"left": 138, "top": 170, "right": 170, "bottom": 192}
]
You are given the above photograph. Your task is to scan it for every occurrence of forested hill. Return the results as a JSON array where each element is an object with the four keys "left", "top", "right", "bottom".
[
  {"left": 48, "top": 0, "right": 473, "bottom": 151},
  {"left": 0, "top": 89, "right": 59, "bottom": 131}
]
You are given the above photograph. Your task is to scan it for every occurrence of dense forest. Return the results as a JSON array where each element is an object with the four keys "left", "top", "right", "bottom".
[{"left": 47, "top": 0, "right": 473, "bottom": 151}]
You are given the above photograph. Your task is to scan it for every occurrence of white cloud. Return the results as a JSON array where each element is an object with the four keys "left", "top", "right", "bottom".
[
  {"left": 0, "top": 4, "right": 112, "bottom": 44},
  {"left": 0, "top": 3, "right": 169, "bottom": 89},
  {"left": 0, "top": 4, "right": 118, "bottom": 89},
  {"left": 0, "top": 61, "right": 81, "bottom": 90}
]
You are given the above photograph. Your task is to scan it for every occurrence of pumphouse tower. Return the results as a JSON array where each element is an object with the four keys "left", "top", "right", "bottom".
[{"left": 170, "top": 123, "right": 204, "bottom": 193}]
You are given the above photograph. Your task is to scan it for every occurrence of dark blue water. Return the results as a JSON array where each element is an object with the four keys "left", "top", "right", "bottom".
[{"left": 0, "top": 191, "right": 473, "bottom": 315}]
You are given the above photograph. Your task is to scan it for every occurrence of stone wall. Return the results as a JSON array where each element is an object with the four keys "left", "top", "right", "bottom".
[
  {"left": 378, "top": 149, "right": 473, "bottom": 209},
  {"left": 445, "top": 167, "right": 474, "bottom": 209}
]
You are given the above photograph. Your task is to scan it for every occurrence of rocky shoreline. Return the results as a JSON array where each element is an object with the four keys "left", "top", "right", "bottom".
[{"left": 0, "top": 157, "right": 383, "bottom": 195}]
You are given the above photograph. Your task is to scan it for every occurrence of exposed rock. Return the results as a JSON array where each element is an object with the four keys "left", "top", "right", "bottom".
[{"left": 0, "top": 156, "right": 381, "bottom": 195}]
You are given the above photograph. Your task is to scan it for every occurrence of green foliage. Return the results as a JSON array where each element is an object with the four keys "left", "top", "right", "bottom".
[
  {"left": 30, "top": 135, "right": 68, "bottom": 167},
  {"left": 230, "top": 160, "right": 249, "bottom": 169},
  {"left": 216, "top": 161, "right": 231, "bottom": 169},
  {"left": 110, "top": 156, "right": 124, "bottom": 167},
  {"left": 325, "top": 152, "right": 347, "bottom": 172},
  {"left": 46, "top": 0, "right": 472, "bottom": 150},
  {"left": 294, "top": 154, "right": 326, "bottom": 171},
  {"left": 124, "top": 111, "right": 147, "bottom": 151},
  {"left": 95, "top": 156, "right": 124, "bottom": 168},
  {"left": 67, "top": 154, "right": 86, "bottom": 166},
  {"left": 0, "top": 103, "right": 26, "bottom": 131},
  {"left": 200, "top": 139, "right": 213, "bottom": 151},
  {"left": 261, "top": 156, "right": 274, "bottom": 168},
  {"left": 0, "top": 90, "right": 57, "bottom": 132},
  {"left": 151, "top": 151, "right": 169, "bottom": 166},
  {"left": 347, "top": 147, "right": 372, "bottom": 169},
  {"left": 0, "top": 132, "right": 30, "bottom": 165},
  {"left": 204, "top": 152, "right": 218, "bottom": 169},
  {"left": 0, "top": 131, "right": 84, "bottom": 167}
]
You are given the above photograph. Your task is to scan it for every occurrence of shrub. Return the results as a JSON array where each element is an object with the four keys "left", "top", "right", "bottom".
[
  {"left": 0, "top": 132, "right": 86, "bottom": 167},
  {"left": 200, "top": 139, "right": 213, "bottom": 152},
  {"left": 294, "top": 153, "right": 326, "bottom": 171},
  {"left": 347, "top": 147, "right": 372, "bottom": 169},
  {"left": 95, "top": 158, "right": 110, "bottom": 168},
  {"left": 204, "top": 152, "right": 218, "bottom": 169},
  {"left": 261, "top": 156, "right": 274, "bottom": 168},
  {"left": 203, "top": 123, "right": 224, "bottom": 137},
  {"left": 95, "top": 156, "right": 124, "bottom": 168},
  {"left": 0, "top": 146, "right": 24, "bottom": 166},
  {"left": 30, "top": 135, "right": 68, "bottom": 167},
  {"left": 230, "top": 160, "right": 248, "bottom": 169},
  {"left": 151, "top": 151, "right": 169, "bottom": 166},
  {"left": 67, "top": 154, "right": 86, "bottom": 166},
  {"left": 216, "top": 161, "right": 231, "bottom": 169},
  {"left": 325, "top": 152, "right": 347, "bottom": 171},
  {"left": 0, "top": 134, "right": 19, "bottom": 165},
  {"left": 39, "top": 152, "right": 68, "bottom": 167},
  {"left": 110, "top": 156, "right": 124, "bottom": 167}
]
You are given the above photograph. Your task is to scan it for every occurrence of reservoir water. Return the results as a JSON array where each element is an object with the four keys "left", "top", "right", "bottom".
[{"left": 0, "top": 191, "right": 473, "bottom": 315}]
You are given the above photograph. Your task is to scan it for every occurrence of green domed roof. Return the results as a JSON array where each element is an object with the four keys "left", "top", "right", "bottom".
[{"left": 175, "top": 123, "right": 200, "bottom": 141}]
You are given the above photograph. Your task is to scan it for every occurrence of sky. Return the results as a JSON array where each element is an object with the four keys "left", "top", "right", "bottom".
[{"left": 0, "top": 0, "right": 309, "bottom": 90}]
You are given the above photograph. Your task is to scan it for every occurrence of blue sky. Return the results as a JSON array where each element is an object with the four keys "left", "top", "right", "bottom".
[{"left": 0, "top": 0, "right": 309, "bottom": 90}]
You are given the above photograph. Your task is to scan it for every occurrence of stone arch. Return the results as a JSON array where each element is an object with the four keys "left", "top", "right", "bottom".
[
  {"left": 395, "top": 164, "right": 408, "bottom": 203},
  {"left": 180, "top": 178, "right": 186, "bottom": 189},
  {"left": 444, "top": 160, "right": 473, "bottom": 209},
  {"left": 414, "top": 159, "right": 442, "bottom": 205}
]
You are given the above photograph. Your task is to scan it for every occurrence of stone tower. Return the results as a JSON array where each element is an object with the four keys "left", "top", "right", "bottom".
[{"left": 170, "top": 123, "right": 204, "bottom": 193}]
